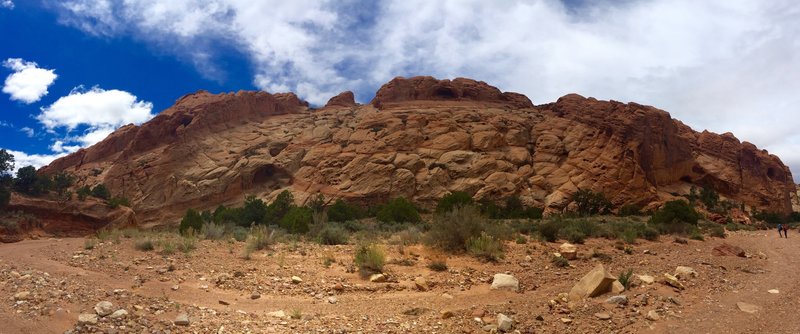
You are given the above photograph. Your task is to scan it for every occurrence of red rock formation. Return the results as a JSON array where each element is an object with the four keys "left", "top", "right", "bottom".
[
  {"left": 1, "top": 194, "right": 136, "bottom": 242},
  {"left": 40, "top": 76, "right": 795, "bottom": 226},
  {"left": 324, "top": 91, "right": 357, "bottom": 108}
]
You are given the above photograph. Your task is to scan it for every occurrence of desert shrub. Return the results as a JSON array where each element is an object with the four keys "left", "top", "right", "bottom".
[
  {"left": 201, "top": 222, "right": 225, "bottom": 240},
  {"left": 376, "top": 197, "right": 421, "bottom": 224},
  {"left": 436, "top": 191, "right": 474, "bottom": 213},
  {"left": 179, "top": 209, "right": 204, "bottom": 235},
  {"left": 649, "top": 200, "right": 700, "bottom": 235},
  {"left": 618, "top": 268, "right": 634, "bottom": 289},
  {"left": 515, "top": 235, "right": 527, "bottom": 244},
  {"left": 244, "top": 225, "right": 274, "bottom": 258},
  {"left": 230, "top": 225, "right": 249, "bottom": 241},
  {"left": 327, "top": 199, "right": 364, "bottom": 222},
  {"left": 640, "top": 225, "right": 660, "bottom": 241},
  {"left": 426, "top": 205, "right": 486, "bottom": 252},
  {"left": 241, "top": 196, "right": 267, "bottom": 226},
  {"left": 538, "top": 218, "right": 564, "bottom": 242},
  {"left": 51, "top": 172, "right": 74, "bottom": 199},
  {"left": 392, "top": 226, "right": 422, "bottom": 245},
  {"left": 354, "top": 243, "right": 385, "bottom": 277},
  {"left": 620, "top": 227, "right": 637, "bottom": 244},
  {"left": 591, "top": 250, "right": 612, "bottom": 262},
  {"left": 264, "top": 190, "right": 295, "bottom": 225},
  {"left": 699, "top": 186, "right": 719, "bottom": 210},
  {"left": 76, "top": 186, "right": 91, "bottom": 201},
  {"left": 290, "top": 308, "right": 302, "bottom": 320},
  {"left": 689, "top": 229, "right": 705, "bottom": 241},
  {"left": 707, "top": 224, "right": 726, "bottom": 238},
  {"left": 466, "top": 232, "right": 504, "bottom": 262},
  {"left": 427, "top": 260, "right": 448, "bottom": 272},
  {"left": 90, "top": 184, "right": 111, "bottom": 200},
  {"left": 790, "top": 212, "right": 800, "bottom": 223},
  {"left": 179, "top": 237, "right": 196, "bottom": 253},
  {"left": 559, "top": 225, "right": 586, "bottom": 244},
  {"left": 510, "top": 219, "right": 537, "bottom": 235},
  {"left": 478, "top": 199, "right": 502, "bottom": 219},
  {"left": 161, "top": 241, "right": 176, "bottom": 255},
  {"left": 753, "top": 210, "right": 785, "bottom": 226},
  {"left": 84, "top": 239, "right": 96, "bottom": 250},
  {"left": 306, "top": 193, "right": 326, "bottom": 213},
  {"left": 618, "top": 204, "right": 642, "bottom": 216},
  {"left": 570, "top": 189, "right": 612, "bottom": 216},
  {"left": 108, "top": 197, "right": 130, "bottom": 209},
  {"left": 317, "top": 224, "right": 350, "bottom": 245},
  {"left": 134, "top": 238, "right": 155, "bottom": 251},
  {"left": 279, "top": 206, "right": 312, "bottom": 234},
  {"left": 551, "top": 255, "right": 569, "bottom": 267},
  {"left": 14, "top": 166, "right": 50, "bottom": 196}
]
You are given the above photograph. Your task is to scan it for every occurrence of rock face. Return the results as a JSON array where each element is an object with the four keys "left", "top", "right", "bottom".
[
  {"left": 1, "top": 193, "right": 135, "bottom": 242},
  {"left": 40, "top": 76, "right": 796, "bottom": 226}
]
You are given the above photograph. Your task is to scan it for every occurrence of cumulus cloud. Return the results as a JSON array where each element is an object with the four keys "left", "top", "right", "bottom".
[
  {"left": 1, "top": 149, "right": 66, "bottom": 172},
  {"left": 37, "top": 86, "right": 154, "bottom": 146},
  {"left": 2, "top": 58, "right": 58, "bottom": 104},
  {"left": 50, "top": 0, "right": 800, "bottom": 180},
  {"left": 1, "top": 1, "right": 13, "bottom": 10}
]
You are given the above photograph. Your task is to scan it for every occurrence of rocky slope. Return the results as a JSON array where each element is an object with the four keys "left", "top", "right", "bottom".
[{"left": 41, "top": 76, "right": 795, "bottom": 226}]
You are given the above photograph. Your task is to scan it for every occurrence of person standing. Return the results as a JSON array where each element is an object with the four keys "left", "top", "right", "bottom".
[
  {"left": 778, "top": 223, "right": 784, "bottom": 238},
  {"left": 783, "top": 224, "right": 789, "bottom": 238}
]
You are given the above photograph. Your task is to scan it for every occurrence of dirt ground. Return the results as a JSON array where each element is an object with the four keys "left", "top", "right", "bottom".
[{"left": 0, "top": 230, "right": 797, "bottom": 334}]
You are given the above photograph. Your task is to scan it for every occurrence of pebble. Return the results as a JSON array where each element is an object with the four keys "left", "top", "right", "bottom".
[{"left": 174, "top": 312, "right": 190, "bottom": 326}]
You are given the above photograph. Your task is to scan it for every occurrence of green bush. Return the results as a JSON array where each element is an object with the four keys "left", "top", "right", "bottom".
[
  {"left": 376, "top": 197, "right": 420, "bottom": 224},
  {"left": 559, "top": 224, "right": 586, "bottom": 244},
  {"left": 242, "top": 195, "right": 267, "bottom": 226},
  {"left": 52, "top": 172, "right": 74, "bottom": 199},
  {"left": 436, "top": 192, "right": 474, "bottom": 213},
  {"left": 538, "top": 218, "right": 564, "bottom": 242},
  {"left": 551, "top": 255, "right": 569, "bottom": 267},
  {"left": 426, "top": 205, "right": 486, "bottom": 252},
  {"left": 618, "top": 204, "right": 642, "bottom": 216},
  {"left": 640, "top": 225, "right": 660, "bottom": 241},
  {"left": 708, "top": 224, "right": 726, "bottom": 238},
  {"left": 306, "top": 193, "right": 326, "bottom": 213},
  {"left": 618, "top": 268, "right": 634, "bottom": 289},
  {"left": 90, "top": 184, "right": 111, "bottom": 200},
  {"left": 76, "top": 186, "right": 91, "bottom": 201},
  {"left": 201, "top": 222, "right": 225, "bottom": 240},
  {"left": 570, "top": 189, "right": 612, "bottom": 216},
  {"left": 317, "top": 224, "right": 349, "bottom": 245},
  {"left": 279, "top": 206, "right": 312, "bottom": 234},
  {"left": 354, "top": 243, "right": 385, "bottom": 277},
  {"left": 466, "top": 232, "right": 504, "bottom": 262},
  {"left": 230, "top": 225, "right": 249, "bottom": 242},
  {"left": 699, "top": 186, "right": 719, "bottom": 210},
  {"left": 264, "top": 190, "right": 295, "bottom": 225},
  {"left": 327, "top": 199, "right": 364, "bottom": 222},
  {"left": 14, "top": 166, "right": 50, "bottom": 196},
  {"left": 108, "top": 197, "right": 130, "bottom": 209},
  {"left": 134, "top": 238, "right": 155, "bottom": 251},
  {"left": 180, "top": 209, "right": 203, "bottom": 235},
  {"left": 427, "top": 260, "right": 448, "bottom": 272},
  {"left": 649, "top": 200, "right": 700, "bottom": 235}
]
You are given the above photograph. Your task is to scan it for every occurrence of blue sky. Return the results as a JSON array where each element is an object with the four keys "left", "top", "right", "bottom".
[{"left": 1, "top": 1, "right": 799, "bottom": 182}]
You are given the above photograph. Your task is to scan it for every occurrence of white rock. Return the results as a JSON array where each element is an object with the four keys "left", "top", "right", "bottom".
[
  {"left": 497, "top": 313, "right": 514, "bottom": 332},
  {"left": 369, "top": 273, "right": 387, "bottom": 283},
  {"left": 674, "top": 266, "right": 697, "bottom": 279},
  {"left": 291, "top": 276, "right": 303, "bottom": 284},
  {"left": 78, "top": 313, "right": 98, "bottom": 325},
  {"left": 110, "top": 309, "right": 128, "bottom": 319},
  {"left": 736, "top": 302, "right": 761, "bottom": 314},
  {"left": 94, "top": 301, "right": 114, "bottom": 316},
  {"left": 559, "top": 243, "right": 578, "bottom": 260},
  {"left": 490, "top": 274, "right": 519, "bottom": 292},
  {"left": 174, "top": 312, "right": 190, "bottom": 326},
  {"left": 636, "top": 274, "right": 655, "bottom": 285},
  {"left": 768, "top": 289, "right": 779, "bottom": 294},
  {"left": 267, "top": 310, "right": 286, "bottom": 318}
]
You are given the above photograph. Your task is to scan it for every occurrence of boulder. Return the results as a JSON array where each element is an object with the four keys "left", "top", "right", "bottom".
[
  {"left": 736, "top": 302, "right": 761, "bottom": 314},
  {"left": 497, "top": 313, "right": 514, "bottom": 332},
  {"left": 569, "top": 264, "right": 617, "bottom": 301},
  {"left": 712, "top": 243, "right": 746, "bottom": 257},
  {"left": 369, "top": 273, "right": 387, "bottom": 283},
  {"left": 94, "top": 301, "right": 114, "bottom": 317},
  {"left": 674, "top": 266, "right": 697, "bottom": 279},
  {"left": 110, "top": 309, "right": 128, "bottom": 319},
  {"left": 663, "top": 273, "right": 685, "bottom": 290},
  {"left": 605, "top": 295, "right": 628, "bottom": 305},
  {"left": 490, "top": 274, "right": 519, "bottom": 292},
  {"left": 414, "top": 277, "right": 429, "bottom": 291},
  {"left": 174, "top": 312, "right": 190, "bottom": 326},
  {"left": 559, "top": 243, "right": 578, "bottom": 260},
  {"left": 636, "top": 274, "right": 655, "bottom": 285},
  {"left": 78, "top": 313, "right": 98, "bottom": 325}
]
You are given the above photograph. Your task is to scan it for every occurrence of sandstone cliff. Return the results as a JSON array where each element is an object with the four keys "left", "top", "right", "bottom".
[{"left": 41, "top": 76, "right": 795, "bottom": 226}]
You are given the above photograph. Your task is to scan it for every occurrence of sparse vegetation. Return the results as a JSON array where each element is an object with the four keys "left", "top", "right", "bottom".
[
  {"left": 570, "top": 189, "right": 612, "bottom": 216},
  {"left": 466, "top": 232, "right": 504, "bottom": 262},
  {"left": 244, "top": 225, "right": 275, "bottom": 258},
  {"left": 90, "top": 184, "right": 111, "bottom": 201},
  {"left": 354, "top": 243, "right": 385, "bottom": 277},
  {"left": 649, "top": 200, "right": 700, "bottom": 235},
  {"left": 376, "top": 197, "right": 421, "bottom": 224},
  {"left": 551, "top": 255, "right": 569, "bottom": 267},
  {"left": 427, "top": 259, "right": 448, "bottom": 272},
  {"left": 279, "top": 206, "right": 312, "bottom": 234},
  {"left": 134, "top": 238, "right": 155, "bottom": 251},
  {"left": 108, "top": 197, "right": 130, "bottom": 208},
  {"left": 317, "top": 224, "right": 350, "bottom": 245},
  {"left": 436, "top": 191, "right": 474, "bottom": 213},
  {"left": 426, "top": 205, "right": 487, "bottom": 253},
  {"left": 179, "top": 209, "right": 204, "bottom": 235},
  {"left": 326, "top": 199, "right": 364, "bottom": 222},
  {"left": 84, "top": 239, "right": 96, "bottom": 250},
  {"left": 201, "top": 222, "right": 225, "bottom": 240},
  {"left": 618, "top": 268, "right": 634, "bottom": 289}
]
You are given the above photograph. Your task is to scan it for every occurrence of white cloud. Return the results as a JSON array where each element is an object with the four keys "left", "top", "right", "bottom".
[
  {"left": 1, "top": 149, "right": 66, "bottom": 172},
  {"left": 2, "top": 58, "right": 58, "bottom": 104},
  {"left": 20, "top": 127, "right": 34, "bottom": 137},
  {"left": 0, "top": 120, "right": 12, "bottom": 128},
  {"left": 1, "top": 1, "right": 13, "bottom": 10},
  {"left": 50, "top": 140, "right": 81, "bottom": 154},
  {"left": 37, "top": 86, "right": 153, "bottom": 146},
  {"left": 51, "top": 0, "right": 800, "bottom": 181}
]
